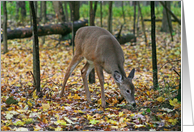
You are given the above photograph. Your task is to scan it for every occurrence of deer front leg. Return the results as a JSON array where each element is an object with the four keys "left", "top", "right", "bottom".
[
  {"left": 95, "top": 64, "right": 106, "bottom": 108},
  {"left": 60, "top": 55, "right": 83, "bottom": 97},
  {"left": 81, "top": 62, "right": 94, "bottom": 103}
]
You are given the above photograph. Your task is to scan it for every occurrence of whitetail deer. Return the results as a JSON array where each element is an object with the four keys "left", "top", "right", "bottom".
[{"left": 60, "top": 26, "right": 136, "bottom": 108}]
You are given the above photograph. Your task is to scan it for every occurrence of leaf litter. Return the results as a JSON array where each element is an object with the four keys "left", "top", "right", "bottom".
[{"left": 1, "top": 18, "right": 181, "bottom": 131}]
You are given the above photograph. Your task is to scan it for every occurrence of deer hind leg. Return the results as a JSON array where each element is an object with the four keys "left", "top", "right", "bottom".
[
  {"left": 60, "top": 54, "right": 83, "bottom": 97},
  {"left": 95, "top": 64, "right": 106, "bottom": 108},
  {"left": 81, "top": 61, "right": 94, "bottom": 103}
]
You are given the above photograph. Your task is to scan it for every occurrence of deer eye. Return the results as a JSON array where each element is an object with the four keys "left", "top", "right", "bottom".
[{"left": 127, "top": 90, "right": 130, "bottom": 93}]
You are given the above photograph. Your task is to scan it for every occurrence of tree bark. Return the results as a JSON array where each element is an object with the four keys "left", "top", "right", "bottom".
[
  {"left": 89, "top": 1, "right": 96, "bottom": 84},
  {"left": 122, "top": 1, "right": 126, "bottom": 23},
  {"left": 53, "top": 1, "right": 66, "bottom": 22},
  {"left": 30, "top": 1, "right": 41, "bottom": 93},
  {"left": 42, "top": 1, "right": 46, "bottom": 45},
  {"left": 138, "top": 2, "right": 148, "bottom": 45},
  {"left": 160, "top": 1, "right": 181, "bottom": 25},
  {"left": 1, "top": 20, "right": 88, "bottom": 42},
  {"left": 151, "top": 1, "right": 158, "bottom": 90},
  {"left": 100, "top": 1, "right": 103, "bottom": 27},
  {"left": 133, "top": 2, "right": 136, "bottom": 35},
  {"left": 69, "top": 1, "right": 80, "bottom": 21},
  {"left": 116, "top": 34, "right": 136, "bottom": 44},
  {"left": 64, "top": 1, "right": 69, "bottom": 22},
  {"left": 161, "top": 1, "right": 172, "bottom": 32},
  {"left": 108, "top": 1, "right": 113, "bottom": 33},
  {"left": 3, "top": 1, "right": 8, "bottom": 53}
]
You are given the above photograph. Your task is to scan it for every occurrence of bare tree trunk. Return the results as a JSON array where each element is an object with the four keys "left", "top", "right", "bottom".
[
  {"left": 164, "top": 1, "right": 173, "bottom": 41},
  {"left": 40, "top": 1, "right": 42, "bottom": 18},
  {"left": 64, "top": 1, "right": 69, "bottom": 22},
  {"left": 161, "top": 1, "right": 172, "bottom": 32},
  {"left": 20, "top": 1, "right": 26, "bottom": 21},
  {"left": 53, "top": 1, "right": 66, "bottom": 22},
  {"left": 94, "top": 1, "right": 98, "bottom": 20},
  {"left": 137, "top": 2, "right": 148, "bottom": 45},
  {"left": 122, "top": 1, "right": 125, "bottom": 23},
  {"left": 3, "top": 1, "right": 8, "bottom": 53},
  {"left": 151, "top": 1, "right": 158, "bottom": 90},
  {"left": 16, "top": 1, "right": 20, "bottom": 20},
  {"left": 69, "top": 1, "right": 80, "bottom": 21},
  {"left": 100, "top": 1, "right": 103, "bottom": 27},
  {"left": 30, "top": 1, "right": 41, "bottom": 93},
  {"left": 90, "top": 1, "right": 95, "bottom": 26},
  {"left": 133, "top": 1, "right": 136, "bottom": 35},
  {"left": 160, "top": 1, "right": 181, "bottom": 25},
  {"left": 89, "top": 1, "right": 96, "bottom": 84},
  {"left": 108, "top": 1, "right": 113, "bottom": 33},
  {"left": 42, "top": 1, "right": 46, "bottom": 45}
]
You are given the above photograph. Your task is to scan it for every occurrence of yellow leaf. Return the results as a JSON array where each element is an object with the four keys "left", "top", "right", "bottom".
[
  {"left": 157, "top": 96, "right": 165, "bottom": 102},
  {"left": 110, "top": 126, "right": 118, "bottom": 129},
  {"left": 87, "top": 114, "right": 93, "bottom": 120},
  {"left": 33, "top": 91, "right": 38, "bottom": 99},
  {"left": 55, "top": 126, "right": 62, "bottom": 131},
  {"left": 27, "top": 100, "right": 33, "bottom": 107},
  {"left": 42, "top": 118, "right": 48, "bottom": 124},
  {"left": 34, "top": 124, "right": 41, "bottom": 131},
  {"left": 73, "top": 94, "right": 81, "bottom": 99},
  {"left": 42, "top": 103, "right": 50, "bottom": 111},
  {"left": 146, "top": 91, "right": 150, "bottom": 96},
  {"left": 119, "top": 112, "right": 124, "bottom": 117},
  {"left": 169, "top": 98, "right": 178, "bottom": 106},
  {"left": 168, "top": 118, "right": 177, "bottom": 125}
]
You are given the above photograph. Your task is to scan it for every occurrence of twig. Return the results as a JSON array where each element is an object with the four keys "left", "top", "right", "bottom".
[
  {"left": 172, "top": 68, "right": 180, "bottom": 77},
  {"left": 159, "top": 59, "right": 181, "bottom": 70}
]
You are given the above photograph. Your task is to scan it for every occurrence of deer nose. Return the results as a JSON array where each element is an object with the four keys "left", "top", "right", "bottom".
[{"left": 132, "top": 103, "right": 136, "bottom": 107}]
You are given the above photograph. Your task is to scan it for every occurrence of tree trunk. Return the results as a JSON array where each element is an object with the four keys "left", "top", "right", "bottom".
[
  {"left": 69, "top": 1, "right": 80, "bottom": 21},
  {"left": 52, "top": 1, "right": 66, "bottom": 22},
  {"left": 93, "top": 1, "right": 98, "bottom": 20},
  {"left": 15, "top": 1, "right": 26, "bottom": 21},
  {"left": 161, "top": 1, "right": 172, "bottom": 32},
  {"left": 64, "top": 1, "right": 69, "bottom": 22},
  {"left": 177, "top": 74, "right": 181, "bottom": 102},
  {"left": 42, "top": 1, "right": 46, "bottom": 45},
  {"left": 151, "top": 1, "right": 158, "bottom": 90},
  {"left": 100, "top": 1, "right": 103, "bottom": 27},
  {"left": 122, "top": 1, "right": 125, "bottom": 23},
  {"left": 1, "top": 20, "right": 88, "bottom": 42},
  {"left": 40, "top": 1, "right": 42, "bottom": 18},
  {"left": 89, "top": 1, "right": 96, "bottom": 84},
  {"left": 133, "top": 1, "right": 136, "bottom": 35},
  {"left": 160, "top": 1, "right": 181, "bottom": 25},
  {"left": 108, "top": 1, "right": 113, "bottom": 33},
  {"left": 90, "top": 1, "right": 95, "bottom": 26},
  {"left": 20, "top": 1, "right": 26, "bottom": 21},
  {"left": 30, "top": 1, "right": 41, "bottom": 93},
  {"left": 3, "top": 1, "right": 8, "bottom": 54},
  {"left": 138, "top": 2, "right": 148, "bottom": 45},
  {"left": 16, "top": 1, "right": 20, "bottom": 20}
]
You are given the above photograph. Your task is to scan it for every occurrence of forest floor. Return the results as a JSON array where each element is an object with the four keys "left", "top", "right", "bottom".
[{"left": 1, "top": 17, "right": 181, "bottom": 131}]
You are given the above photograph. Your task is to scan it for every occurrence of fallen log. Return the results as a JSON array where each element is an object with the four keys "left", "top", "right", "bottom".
[
  {"left": 116, "top": 34, "right": 136, "bottom": 45},
  {"left": 1, "top": 19, "right": 88, "bottom": 42},
  {"left": 144, "top": 19, "right": 178, "bottom": 22},
  {"left": 114, "top": 25, "right": 136, "bottom": 45}
]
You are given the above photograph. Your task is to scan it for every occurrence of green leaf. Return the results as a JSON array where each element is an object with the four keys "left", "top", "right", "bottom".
[
  {"left": 89, "top": 119, "right": 99, "bottom": 125},
  {"left": 5, "top": 96, "right": 18, "bottom": 105},
  {"left": 146, "top": 108, "right": 151, "bottom": 113}
]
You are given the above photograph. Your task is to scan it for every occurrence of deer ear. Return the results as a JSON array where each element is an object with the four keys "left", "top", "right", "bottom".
[
  {"left": 113, "top": 71, "right": 123, "bottom": 83},
  {"left": 128, "top": 68, "right": 135, "bottom": 79}
]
